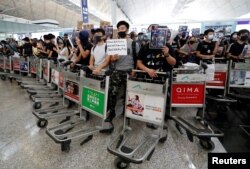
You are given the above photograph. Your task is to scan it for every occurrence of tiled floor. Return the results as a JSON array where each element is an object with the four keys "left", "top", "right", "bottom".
[{"left": 0, "top": 79, "right": 226, "bottom": 169}]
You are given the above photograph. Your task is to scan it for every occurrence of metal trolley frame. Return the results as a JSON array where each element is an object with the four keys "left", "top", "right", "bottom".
[
  {"left": 46, "top": 71, "right": 112, "bottom": 152},
  {"left": 107, "top": 70, "right": 168, "bottom": 169},
  {"left": 170, "top": 67, "right": 224, "bottom": 150}
]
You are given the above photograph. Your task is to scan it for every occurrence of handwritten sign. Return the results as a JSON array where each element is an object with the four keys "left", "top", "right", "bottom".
[{"left": 107, "top": 39, "right": 127, "bottom": 55}]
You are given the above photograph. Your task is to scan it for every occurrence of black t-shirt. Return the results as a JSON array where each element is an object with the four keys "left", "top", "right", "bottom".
[
  {"left": 47, "top": 43, "right": 58, "bottom": 58},
  {"left": 229, "top": 41, "right": 246, "bottom": 56},
  {"left": 76, "top": 43, "right": 93, "bottom": 65},
  {"left": 137, "top": 43, "right": 175, "bottom": 72},
  {"left": 22, "top": 43, "right": 33, "bottom": 55},
  {"left": 197, "top": 41, "right": 216, "bottom": 55}
]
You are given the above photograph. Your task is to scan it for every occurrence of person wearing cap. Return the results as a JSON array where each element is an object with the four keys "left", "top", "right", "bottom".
[
  {"left": 22, "top": 37, "right": 33, "bottom": 56},
  {"left": 103, "top": 21, "right": 140, "bottom": 129},
  {"left": 71, "top": 30, "right": 93, "bottom": 67}
]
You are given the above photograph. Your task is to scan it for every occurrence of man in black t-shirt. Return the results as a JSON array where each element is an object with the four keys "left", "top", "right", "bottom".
[
  {"left": 22, "top": 37, "right": 33, "bottom": 56},
  {"left": 196, "top": 29, "right": 218, "bottom": 62},
  {"left": 137, "top": 25, "right": 176, "bottom": 77},
  {"left": 228, "top": 29, "right": 250, "bottom": 61},
  {"left": 137, "top": 43, "right": 176, "bottom": 76}
]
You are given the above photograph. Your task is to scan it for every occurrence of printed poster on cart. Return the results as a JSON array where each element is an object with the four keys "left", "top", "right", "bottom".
[
  {"left": 0, "top": 57, "right": 4, "bottom": 69},
  {"left": 13, "top": 59, "right": 20, "bottom": 71},
  {"left": 126, "top": 92, "right": 164, "bottom": 124},
  {"left": 51, "top": 69, "right": 59, "bottom": 85},
  {"left": 230, "top": 70, "right": 250, "bottom": 87},
  {"left": 171, "top": 83, "right": 205, "bottom": 106},
  {"left": 59, "top": 72, "right": 64, "bottom": 88},
  {"left": 82, "top": 87, "right": 105, "bottom": 116},
  {"left": 206, "top": 71, "right": 227, "bottom": 87},
  {"left": 65, "top": 80, "right": 79, "bottom": 102},
  {"left": 20, "top": 62, "right": 28, "bottom": 72}
]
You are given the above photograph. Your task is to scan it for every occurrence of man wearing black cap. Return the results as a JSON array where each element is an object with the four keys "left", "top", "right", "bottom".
[
  {"left": 22, "top": 37, "right": 33, "bottom": 56},
  {"left": 104, "top": 21, "right": 140, "bottom": 127}
]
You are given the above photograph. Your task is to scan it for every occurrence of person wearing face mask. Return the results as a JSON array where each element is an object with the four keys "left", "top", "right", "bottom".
[
  {"left": 227, "top": 29, "right": 250, "bottom": 61},
  {"left": 196, "top": 29, "right": 218, "bottom": 62},
  {"left": 88, "top": 28, "right": 110, "bottom": 73},
  {"left": 179, "top": 36, "right": 198, "bottom": 63},
  {"left": 103, "top": 21, "right": 140, "bottom": 127}
]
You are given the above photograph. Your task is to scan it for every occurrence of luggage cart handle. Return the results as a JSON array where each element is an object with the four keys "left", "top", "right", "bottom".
[{"left": 132, "top": 69, "right": 166, "bottom": 75}]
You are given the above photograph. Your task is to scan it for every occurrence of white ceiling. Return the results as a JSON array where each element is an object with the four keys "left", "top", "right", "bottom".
[{"left": 0, "top": 0, "right": 250, "bottom": 28}]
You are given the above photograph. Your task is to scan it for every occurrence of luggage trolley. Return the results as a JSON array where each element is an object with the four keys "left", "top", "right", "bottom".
[
  {"left": 20, "top": 58, "right": 47, "bottom": 89},
  {"left": 32, "top": 68, "right": 78, "bottom": 128},
  {"left": 170, "top": 66, "right": 224, "bottom": 150},
  {"left": 227, "top": 59, "right": 250, "bottom": 136},
  {"left": 0, "top": 52, "right": 8, "bottom": 80},
  {"left": 107, "top": 70, "right": 168, "bottom": 169},
  {"left": 22, "top": 58, "right": 56, "bottom": 92},
  {"left": 204, "top": 58, "right": 236, "bottom": 118},
  {"left": 30, "top": 60, "right": 62, "bottom": 109},
  {"left": 46, "top": 71, "right": 111, "bottom": 152},
  {"left": 16, "top": 55, "right": 38, "bottom": 85}
]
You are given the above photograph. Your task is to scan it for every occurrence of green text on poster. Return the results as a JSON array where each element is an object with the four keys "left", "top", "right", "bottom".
[{"left": 82, "top": 87, "right": 105, "bottom": 116}]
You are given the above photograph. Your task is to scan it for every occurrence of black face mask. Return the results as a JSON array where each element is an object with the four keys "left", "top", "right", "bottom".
[
  {"left": 240, "top": 35, "right": 249, "bottom": 42},
  {"left": 118, "top": 31, "right": 127, "bottom": 38},
  {"left": 189, "top": 41, "right": 195, "bottom": 44},
  {"left": 182, "top": 34, "right": 186, "bottom": 38},
  {"left": 94, "top": 36, "right": 102, "bottom": 44}
]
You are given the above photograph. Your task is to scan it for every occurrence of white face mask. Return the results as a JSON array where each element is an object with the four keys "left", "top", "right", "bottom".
[
  {"left": 208, "top": 35, "right": 214, "bottom": 40},
  {"left": 233, "top": 34, "right": 237, "bottom": 39}
]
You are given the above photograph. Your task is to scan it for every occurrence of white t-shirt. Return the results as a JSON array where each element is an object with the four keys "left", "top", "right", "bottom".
[{"left": 91, "top": 43, "right": 107, "bottom": 67}]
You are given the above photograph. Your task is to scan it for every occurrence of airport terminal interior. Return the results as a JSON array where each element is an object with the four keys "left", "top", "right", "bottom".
[{"left": 0, "top": 0, "right": 250, "bottom": 169}]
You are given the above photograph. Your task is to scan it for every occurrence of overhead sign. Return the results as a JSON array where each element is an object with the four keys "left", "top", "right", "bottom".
[
  {"left": 107, "top": 39, "right": 127, "bottom": 55},
  {"left": 81, "top": 0, "right": 89, "bottom": 23}
]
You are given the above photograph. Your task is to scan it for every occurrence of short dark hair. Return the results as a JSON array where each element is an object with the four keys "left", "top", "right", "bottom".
[
  {"left": 64, "top": 33, "right": 68, "bottom": 37},
  {"left": 95, "top": 28, "right": 105, "bottom": 35},
  {"left": 237, "top": 29, "right": 249, "bottom": 36},
  {"left": 204, "top": 29, "right": 214, "bottom": 35},
  {"left": 43, "top": 35, "right": 49, "bottom": 40},
  {"left": 91, "top": 29, "right": 96, "bottom": 34},
  {"left": 117, "top": 20, "right": 129, "bottom": 29},
  {"left": 130, "top": 31, "right": 136, "bottom": 39}
]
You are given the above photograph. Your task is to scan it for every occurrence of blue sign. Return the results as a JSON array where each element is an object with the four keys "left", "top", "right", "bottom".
[{"left": 81, "top": 0, "right": 89, "bottom": 23}]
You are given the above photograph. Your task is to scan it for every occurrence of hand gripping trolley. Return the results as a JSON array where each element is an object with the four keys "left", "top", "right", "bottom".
[
  {"left": 170, "top": 65, "right": 224, "bottom": 150},
  {"left": 107, "top": 70, "right": 168, "bottom": 169},
  {"left": 46, "top": 71, "right": 112, "bottom": 152}
]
